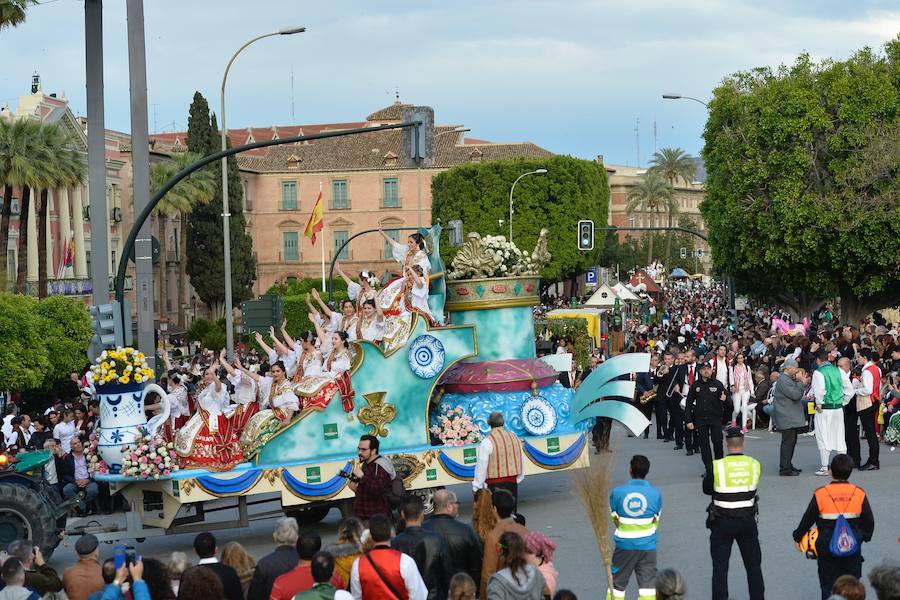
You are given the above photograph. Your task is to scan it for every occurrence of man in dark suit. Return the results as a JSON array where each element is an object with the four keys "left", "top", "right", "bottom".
[
  {"left": 656, "top": 352, "right": 677, "bottom": 440},
  {"left": 391, "top": 495, "right": 452, "bottom": 600},
  {"left": 665, "top": 352, "right": 688, "bottom": 450},
  {"left": 192, "top": 532, "right": 243, "bottom": 600}
]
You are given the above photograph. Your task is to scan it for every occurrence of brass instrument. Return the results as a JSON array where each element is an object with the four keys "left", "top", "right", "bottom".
[{"left": 640, "top": 389, "right": 657, "bottom": 405}]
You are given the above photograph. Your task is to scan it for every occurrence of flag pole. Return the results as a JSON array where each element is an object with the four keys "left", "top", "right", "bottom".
[{"left": 320, "top": 180, "right": 325, "bottom": 292}]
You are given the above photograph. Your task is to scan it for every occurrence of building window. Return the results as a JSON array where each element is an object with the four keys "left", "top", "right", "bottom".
[
  {"left": 281, "top": 181, "right": 297, "bottom": 210},
  {"left": 383, "top": 229, "right": 400, "bottom": 259},
  {"left": 382, "top": 178, "right": 399, "bottom": 208},
  {"left": 86, "top": 250, "right": 91, "bottom": 277},
  {"left": 332, "top": 179, "right": 348, "bottom": 209},
  {"left": 243, "top": 180, "right": 252, "bottom": 211},
  {"left": 6, "top": 250, "right": 14, "bottom": 283},
  {"left": 333, "top": 230, "right": 349, "bottom": 260},
  {"left": 282, "top": 231, "right": 299, "bottom": 262},
  {"left": 111, "top": 250, "right": 117, "bottom": 272}
]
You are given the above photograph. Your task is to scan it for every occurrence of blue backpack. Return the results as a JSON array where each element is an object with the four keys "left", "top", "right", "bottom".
[{"left": 827, "top": 488, "right": 860, "bottom": 557}]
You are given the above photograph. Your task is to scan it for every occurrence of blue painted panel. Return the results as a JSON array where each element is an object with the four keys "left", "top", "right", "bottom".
[
  {"left": 452, "top": 305, "right": 536, "bottom": 361},
  {"left": 438, "top": 452, "right": 476, "bottom": 480},
  {"left": 196, "top": 469, "right": 262, "bottom": 495},
  {"left": 281, "top": 462, "right": 351, "bottom": 498},
  {"left": 524, "top": 434, "right": 586, "bottom": 467}
]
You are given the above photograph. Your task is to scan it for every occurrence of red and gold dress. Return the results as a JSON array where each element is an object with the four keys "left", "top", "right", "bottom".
[
  {"left": 174, "top": 382, "right": 243, "bottom": 471},
  {"left": 379, "top": 241, "right": 432, "bottom": 352}
]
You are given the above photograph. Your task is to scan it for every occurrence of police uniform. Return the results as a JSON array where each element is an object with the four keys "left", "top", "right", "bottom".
[
  {"left": 608, "top": 478, "right": 662, "bottom": 600},
  {"left": 702, "top": 428, "right": 764, "bottom": 600},
  {"left": 792, "top": 480, "right": 875, "bottom": 600},
  {"left": 685, "top": 368, "right": 728, "bottom": 472}
]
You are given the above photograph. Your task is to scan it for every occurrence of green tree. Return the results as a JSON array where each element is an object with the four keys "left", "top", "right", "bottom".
[
  {"left": 150, "top": 151, "right": 216, "bottom": 327},
  {"left": 33, "top": 295, "right": 92, "bottom": 385},
  {"left": 0, "top": 0, "right": 37, "bottom": 31},
  {"left": 625, "top": 172, "right": 675, "bottom": 264},
  {"left": 184, "top": 95, "right": 257, "bottom": 317},
  {"left": 431, "top": 155, "right": 609, "bottom": 286},
  {"left": 701, "top": 39, "right": 900, "bottom": 322},
  {"left": 0, "top": 118, "right": 38, "bottom": 288},
  {"left": 35, "top": 123, "right": 86, "bottom": 298},
  {"left": 649, "top": 147, "right": 696, "bottom": 265}
]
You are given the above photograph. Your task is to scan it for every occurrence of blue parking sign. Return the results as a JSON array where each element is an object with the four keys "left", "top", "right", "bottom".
[{"left": 586, "top": 267, "right": 598, "bottom": 284}]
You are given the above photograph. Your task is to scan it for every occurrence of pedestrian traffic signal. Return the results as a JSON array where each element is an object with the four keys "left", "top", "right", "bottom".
[
  {"left": 680, "top": 247, "right": 687, "bottom": 259},
  {"left": 447, "top": 219, "right": 463, "bottom": 247},
  {"left": 577, "top": 220, "right": 594, "bottom": 251},
  {"left": 88, "top": 300, "right": 131, "bottom": 362}
]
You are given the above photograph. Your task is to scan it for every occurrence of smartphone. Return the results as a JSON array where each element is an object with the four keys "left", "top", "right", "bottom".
[
  {"left": 125, "top": 546, "right": 137, "bottom": 566},
  {"left": 113, "top": 544, "right": 126, "bottom": 570}
]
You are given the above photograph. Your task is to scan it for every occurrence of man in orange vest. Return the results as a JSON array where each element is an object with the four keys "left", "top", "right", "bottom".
[
  {"left": 349, "top": 514, "right": 427, "bottom": 600},
  {"left": 792, "top": 454, "right": 875, "bottom": 600},
  {"left": 473, "top": 411, "right": 525, "bottom": 512}
]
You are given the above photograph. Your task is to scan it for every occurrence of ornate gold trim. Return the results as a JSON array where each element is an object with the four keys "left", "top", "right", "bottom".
[
  {"left": 522, "top": 437, "right": 589, "bottom": 471},
  {"left": 391, "top": 453, "right": 427, "bottom": 487},
  {"left": 358, "top": 392, "right": 397, "bottom": 437},
  {"left": 280, "top": 470, "right": 350, "bottom": 502},
  {"left": 262, "top": 468, "right": 282, "bottom": 485},
  {"left": 180, "top": 478, "right": 196, "bottom": 495},
  {"left": 445, "top": 297, "right": 539, "bottom": 312}
]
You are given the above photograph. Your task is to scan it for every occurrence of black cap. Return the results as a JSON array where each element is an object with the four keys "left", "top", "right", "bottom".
[
  {"left": 724, "top": 426, "right": 744, "bottom": 439},
  {"left": 74, "top": 533, "right": 99, "bottom": 555}
]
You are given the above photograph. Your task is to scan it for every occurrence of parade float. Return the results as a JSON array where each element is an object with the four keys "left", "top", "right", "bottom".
[{"left": 8, "top": 225, "right": 649, "bottom": 553}]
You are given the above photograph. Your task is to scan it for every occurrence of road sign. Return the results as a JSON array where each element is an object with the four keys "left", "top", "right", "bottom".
[{"left": 585, "top": 267, "right": 598, "bottom": 284}]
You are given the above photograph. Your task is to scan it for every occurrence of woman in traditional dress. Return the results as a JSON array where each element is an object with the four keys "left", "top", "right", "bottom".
[
  {"left": 290, "top": 331, "right": 324, "bottom": 383},
  {"left": 311, "top": 288, "right": 358, "bottom": 341},
  {"left": 218, "top": 350, "right": 258, "bottom": 432},
  {"left": 295, "top": 331, "right": 357, "bottom": 412},
  {"left": 378, "top": 230, "right": 432, "bottom": 351},
  {"left": 160, "top": 350, "right": 190, "bottom": 439},
  {"left": 174, "top": 357, "right": 243, "bottom": 471},
  {"left": 356, "top": 299, "right": 385, "bottom": 344},
  {"left": 236, "top": 359, "right": 301, "bottom": 457},
  {"left": 336, "top": 261, "right": 379, "bottom": 316},
  {"left": 254, "top": 328, "right": 299, "bottom": 379}
]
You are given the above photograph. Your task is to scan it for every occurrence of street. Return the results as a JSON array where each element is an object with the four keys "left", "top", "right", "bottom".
[{"left": 49, "top": 425, "right": 900, "bottom": 598}]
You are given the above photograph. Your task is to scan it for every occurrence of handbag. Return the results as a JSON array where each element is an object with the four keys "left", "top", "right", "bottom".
[{"left": 364, "top": 551, "right": 404, "bottom": 600}]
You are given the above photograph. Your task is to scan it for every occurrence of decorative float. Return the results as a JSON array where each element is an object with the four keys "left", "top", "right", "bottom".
[{"left": 89, "top": 225, "right": 648, "bottom": 539}]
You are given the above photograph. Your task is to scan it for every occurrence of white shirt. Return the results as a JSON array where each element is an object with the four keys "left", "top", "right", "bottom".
[
  {"left": 1, "top": 415, "right": 14, "bottom": 441},
  {"left": 350, "top": 549, "right": 427, "bottom": 600},
  {"left": 811, "top": 368, "right": 826, "bottom": 406},
  {"left": 53, "top": 421, "right": 77, "bottom": 453},
  {"left": 856, "top": 362, "right": 877, "bottom": 397},
  {"left": 197, "top": 558, "right": 218, "bottom": 565},
  {"left": 44, "top": 456, "right": 58, "bottom": 485},
  {"left": 839, "top": 369, "right": 856, "bottom": 405},
  {"left": 472, "top": 433, "right": 525, "bottom": 493}
]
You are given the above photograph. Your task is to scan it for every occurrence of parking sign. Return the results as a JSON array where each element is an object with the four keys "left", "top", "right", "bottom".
[{"left": 586, "top": 267, "right": 598, "bottom": 284}]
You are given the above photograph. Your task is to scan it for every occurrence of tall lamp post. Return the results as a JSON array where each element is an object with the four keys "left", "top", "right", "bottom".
[
  {"left": 508, "top": 168, "right": 547, "bottom": 244},
  {"left": 661, "top": 93, "right": 708, "bottom": 108},
  {"left": 416, "top": 126, "right": 470, "bottom": 228},
  {"left": 220, "top": 26, "right": 305, "bottom": 360}
]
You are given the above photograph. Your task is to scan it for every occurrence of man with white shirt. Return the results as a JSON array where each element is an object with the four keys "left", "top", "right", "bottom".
[
  {"left": 838, "top": 357, "right": 861, "bottom": 467},
  {"left": 5, "top": 414, "right": 32, "bottom": 451},
  {"left": 1, "top": 403, "right": 17, "bottom": 443},
  {"left": 53, "top": 409, "right": 77, "bottom": 453},
  {"left": 42, "top": 439, "right": 63, "bottom": 493},
  {"left": 811, "top": 349, "right": 847, "bottom": 476},
  {"left": 473, "top": 411, "right": 525, "bottom": 512},
  {"left": 711, "top": 344, "right": 733, "bottom": 390},
  {"left": 853, "top": 349, "right": 882, "bottom": 470}
]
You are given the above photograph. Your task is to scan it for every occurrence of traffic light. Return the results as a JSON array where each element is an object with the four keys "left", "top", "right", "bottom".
[
  {"left": 680, "top": 247, "right": 687, "bottom": 259},
  {"left": 697, "top": 248, "right": 704, "bottom": 258},
  {"left": 87, "top": 301, "right": 131, "bottom": 362},
  {"left": 577, "top": 220, "right": 594, "bottom": 251},
  {"left": 447, "top": 219, "right": 463, "bottom": 247}
]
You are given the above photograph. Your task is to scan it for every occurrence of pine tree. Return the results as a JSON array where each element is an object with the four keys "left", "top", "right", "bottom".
[{"left": 184, "top": 94, "right": 256, "bottom": 317}]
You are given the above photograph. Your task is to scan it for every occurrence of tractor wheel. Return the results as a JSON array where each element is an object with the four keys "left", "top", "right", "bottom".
[{"left": 0, "top": 484, "right": 59, "bottom": 558}]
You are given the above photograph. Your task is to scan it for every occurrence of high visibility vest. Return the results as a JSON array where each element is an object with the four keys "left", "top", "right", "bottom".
[
  {"left": 610, "top": 479, "right": 662, "bottom": 551},
  {"left": 711, "top": 454, "right": 761, "bottom": 511},
  {"left": 814, "top": 482, "right": 865, "bottom": 520}
]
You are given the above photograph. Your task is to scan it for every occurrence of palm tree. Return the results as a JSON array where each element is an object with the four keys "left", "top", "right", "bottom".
[
  {"left": 34, "top": 124, "right": 85, "bottom": 297},
  {"left": 626, "top": 172, "right": 675, "bottom": 264},
  {"left": 0, "top": 118, "right": 38, "bottom": 289},
  {"left": 150, "top": 152, "right": 215, "bottom": 328},
  {"left": 0, "top": 0, "right": 37, "bottom": 31},
  {"left": 649, "top": 148, "right": 697, "bottom": 265}
]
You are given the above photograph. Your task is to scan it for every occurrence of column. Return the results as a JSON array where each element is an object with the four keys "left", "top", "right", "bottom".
[
  {"left": 57, "top": 187, "right": 73, "bottom": 278},
  {"left": 26, "top": 193, "right": 38, "bottom": 282},
  {"left": 72, "top": 186, "right": 88, "bottom": 278},
  {"left": 45, "top": 189, "right": 55, "bottom": 279}
]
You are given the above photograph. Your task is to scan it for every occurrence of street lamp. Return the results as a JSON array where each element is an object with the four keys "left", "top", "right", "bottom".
[
  {"left": 417, "top": 126, "right": 471, "bottom": 228},
  {"left": 661, "top": 93, "right": 709, "bottom": 107},
  {"left": 220, "top": 26, "right": 305, "bottom": 360},
  {"left": 508, "top": 168, "right": 547, "bottom": 244}
]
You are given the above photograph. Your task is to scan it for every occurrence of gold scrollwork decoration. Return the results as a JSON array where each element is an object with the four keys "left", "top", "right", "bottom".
[
  {"left": 180, "top": 479, "right": 196, "bottom": 495},
  {"left": 422, "top": 449, "right": 437, "bottom": 466},
  {"left": 262, "top": 468, "right": 281, "bottom": 485},
  {"left": 390, "top": 453, "right": 427, "bottom": 488},
  {"left": 358, "top": 392, "right": 397, "bottom": 437}
]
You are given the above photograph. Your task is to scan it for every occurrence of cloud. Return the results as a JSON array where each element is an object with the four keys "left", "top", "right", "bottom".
[{"left": 0, "top": 0, "right": 897, "bottom": 164}]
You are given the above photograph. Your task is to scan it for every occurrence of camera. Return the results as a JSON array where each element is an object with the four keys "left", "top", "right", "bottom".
[{"left": 337, "top": 468, "right": 351, "bottom": 479}]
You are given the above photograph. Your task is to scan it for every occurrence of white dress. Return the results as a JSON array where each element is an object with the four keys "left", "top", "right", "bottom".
[
  {"left": 196, "top": 382, "right": 230, "bottom": 433},
  {"left": 256, "top": 375, "right": 300, "bottom": 414},
  {"left": 358, "top": 314, "right": 385, "bottom": 343},
  {"left": 379, "top": 241, "right": 432, "bottom": 352}
]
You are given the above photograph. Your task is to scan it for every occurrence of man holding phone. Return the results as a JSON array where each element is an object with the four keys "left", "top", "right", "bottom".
[
  {"left": 89, "top": 558, "right": 149, "bottom": 600},
  {"left": 6, "top": 541, "right": 62, "bottom": 597}
]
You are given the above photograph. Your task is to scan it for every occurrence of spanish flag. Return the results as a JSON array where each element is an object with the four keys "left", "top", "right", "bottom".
[{"left": 304, "top": 191, "right": 324, "bottom": 244}]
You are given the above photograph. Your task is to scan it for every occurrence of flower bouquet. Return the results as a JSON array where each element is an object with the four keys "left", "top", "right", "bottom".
[
  {"left": 89, "top": 347, "right": 155, "bottom": 387},
  {"left": 121, "top": 433, "right": 180, "bottom": 480},
  {"left": 85, "top": 431, "right": 110, "bottom": 476},
  {"left": 430, "top": 406, "right": 481, "bottom": 446}
]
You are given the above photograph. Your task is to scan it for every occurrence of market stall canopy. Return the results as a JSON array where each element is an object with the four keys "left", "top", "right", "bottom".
[
  {"left": 584, "top": 284, "right": 620, "bottom": 308},
  {"left": 612, "top": 282, "right": 640, "bottom": 302},
  {"left": 670, "top": 267, "right": 691, "bottom": 278},
  {"left": 546, "top": 307, "right": 606, "bottom": 346},
  {"left": 628, "top": 270, "right": 660, "bottom": 294}
]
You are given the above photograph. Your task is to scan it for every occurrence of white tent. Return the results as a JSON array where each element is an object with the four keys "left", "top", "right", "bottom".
[
  {"left": 584, "top": 283, "right": 620, "bottom": 308},
  {"left": 612, "top": 282, "right": 640, "bottom": 302}
]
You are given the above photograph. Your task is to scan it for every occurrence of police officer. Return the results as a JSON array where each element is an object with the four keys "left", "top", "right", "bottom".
[
  {"left": 685, "top": 361, "right": 729, "bottom": 474},
  {"left": 702, "top": 426, "right": 764, "bottom": 600}
]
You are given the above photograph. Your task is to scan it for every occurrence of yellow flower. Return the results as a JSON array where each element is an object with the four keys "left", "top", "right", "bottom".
[
  {"left": 120, "top": 376, "right": 130, "bottom": 384},
  {"left": 100, "top": 362, "right": 110, "bottom": 371},
  {"left": 134, "top": 375, "right": 143, "bottom": 383}
]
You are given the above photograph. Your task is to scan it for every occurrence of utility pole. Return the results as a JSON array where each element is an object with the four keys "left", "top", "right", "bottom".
[
  {"left": 126, "top": 0, "right": 156, "bottom": 372},
  {"left": 85, "top": 0, "right": 109, "bottom": 307}
]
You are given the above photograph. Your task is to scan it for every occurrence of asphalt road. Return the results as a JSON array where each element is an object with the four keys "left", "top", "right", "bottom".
[{"left": 50, "top": 426, "right": 900, "bottom": 599}]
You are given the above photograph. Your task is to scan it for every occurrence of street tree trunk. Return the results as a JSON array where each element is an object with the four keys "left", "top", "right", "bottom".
[
  {"left": 0, "top": 185, "right": 13, "bottom": 289},
  {"left": 37, "top": 189, "right": 49, "bottom": 299},
  {"left": 837, "top": 282, "right": 898, "bottom": 327},
  {"left": 664, "top": 209, "right": 674, "bottom": 266},
  {"left": 178, "top": 214, "right": 189, "bottom": 329},
  {"left": 15, "top": 187, "right": 31, "bottom": 294}
]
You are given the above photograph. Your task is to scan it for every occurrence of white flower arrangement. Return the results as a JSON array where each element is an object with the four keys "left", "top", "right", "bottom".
[{"left": 448, "top": 235, "right": 538, "bottom": 280}]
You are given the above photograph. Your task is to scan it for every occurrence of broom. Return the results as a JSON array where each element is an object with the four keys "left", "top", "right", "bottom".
[
  {"left": 571, "top": 436, "right": 618, "bottom": 597},
  {"left": 472, "top": 488, "right": 497, "bottom": 541}
]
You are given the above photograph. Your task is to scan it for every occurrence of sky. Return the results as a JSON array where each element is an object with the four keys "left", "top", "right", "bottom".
[{"left": 1, "top": 0, "right": 899, "bottom": 166}]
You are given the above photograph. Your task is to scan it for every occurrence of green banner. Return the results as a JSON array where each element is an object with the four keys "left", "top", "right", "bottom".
[
  {"left": 306, "top": 466, "right": 321, "bottom": 484},
  {"left": 463, "top": 448, "right": 477, "bottom": 464},
  {"left": 547, "top": 437, "right": 560, "bottom": 453},
  {"left": 323, "top": 423, "right": 338, "bottom": 440},
  {"left": 426, "top": 468, "right": 437, "bottom": 482}
]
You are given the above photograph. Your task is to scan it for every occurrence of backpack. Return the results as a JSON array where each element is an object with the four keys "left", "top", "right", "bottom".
[
  {"left": 826, "top": 487, "right": 861, "bottom": 557},
  {"left": 375, "top": 456, "right": 406, "bottom": 508}
]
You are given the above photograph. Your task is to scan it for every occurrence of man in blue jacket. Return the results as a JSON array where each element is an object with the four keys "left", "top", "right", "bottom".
[{"left": 607, "top": 455, "right": 662, "bottom": 600}]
